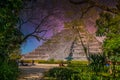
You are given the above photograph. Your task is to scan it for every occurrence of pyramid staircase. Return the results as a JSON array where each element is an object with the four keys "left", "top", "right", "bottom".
[{"left": 22, "top": 26, "right": 102, "bottom": 61}]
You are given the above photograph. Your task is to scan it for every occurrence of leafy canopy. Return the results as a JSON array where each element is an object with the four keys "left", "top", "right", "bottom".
[
  {"left": 0, "top": 0, "right": 23, "bottom": 59},
  {"left": 96, "top": 12, "right": 120, "bottom": 57}
]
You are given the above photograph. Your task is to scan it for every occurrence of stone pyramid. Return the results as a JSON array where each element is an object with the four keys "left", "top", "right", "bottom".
[{"left": 22, "top": 26, "right": 102, "bottom": 61}]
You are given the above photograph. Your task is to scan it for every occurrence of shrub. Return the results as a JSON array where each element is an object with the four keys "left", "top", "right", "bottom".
[
  {"left": 0, "top": 60, "right": 19, "bottom": 80},
  {"left": 89, "top": 54, "right": 106, "bottom": 74},
  {"left": 44, "top": 60, "right": 120, "bottom": 80},
  {"left": 46, "top": 67, "right": 79, "bottom": 80}
]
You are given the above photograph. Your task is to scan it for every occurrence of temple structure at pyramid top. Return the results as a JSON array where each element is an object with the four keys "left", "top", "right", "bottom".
[{"left": 21, "top": 26, "right": 103, "bottom": 61}]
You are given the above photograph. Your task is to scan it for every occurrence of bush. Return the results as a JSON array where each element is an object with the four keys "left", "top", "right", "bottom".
[
  {"left": 46, "top": 67, "right": 79, "bottom": 80},
  {"left": 89, "top": 54, "right": 106, "bottom": 73},
  {"left": 0, "top": 60, "right": 19, "bottom": 80},
  {"left": 44, "top": 60, "right": 120, "bottom": 80}
]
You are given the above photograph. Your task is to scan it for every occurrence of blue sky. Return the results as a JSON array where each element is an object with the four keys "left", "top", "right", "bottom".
[{"left": 21, "top": 37, "right": 43, "bottom": 54}]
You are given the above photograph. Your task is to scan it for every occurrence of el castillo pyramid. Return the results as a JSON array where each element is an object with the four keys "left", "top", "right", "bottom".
[{"left": 22, "top": 26, "right": 102, "bottom": 61}]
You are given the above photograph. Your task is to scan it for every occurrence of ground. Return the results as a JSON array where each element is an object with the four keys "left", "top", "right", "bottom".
[{"left": 18, "top": 64, "right": 59, "bottom": 80}]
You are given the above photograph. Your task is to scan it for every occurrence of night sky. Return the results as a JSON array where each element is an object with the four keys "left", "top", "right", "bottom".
[{"left": 21, "top": 0, "right": 115, "bottom": 54}]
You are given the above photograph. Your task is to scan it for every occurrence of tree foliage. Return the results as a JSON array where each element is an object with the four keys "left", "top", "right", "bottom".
[
  {"left": 0, "top": 0, "right": 23, "bottom": 79},
  {"left": 96, "top": 12, "right": 120, "bottom": 56},
  {"left": 96, "top": 12, "right": 120, "bottom": 77},
  {"left": 0, "top": 0, "right": 23, "bottom": 58}
]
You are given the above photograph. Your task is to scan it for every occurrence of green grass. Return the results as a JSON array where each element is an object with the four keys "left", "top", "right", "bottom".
[
  {"left": 22, "top": 60, "right": 68, "bottom": 64},
  {"left": 70, "top": 60, "right": 88, "bottom": 64}
]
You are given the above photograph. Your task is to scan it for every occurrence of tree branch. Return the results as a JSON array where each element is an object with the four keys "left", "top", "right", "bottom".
[
  {"left": 69, "top": 0, "right": 119, "bottom": 14},
  {"left": 73, "top": 26, "right": 90, "bottom": 61},
  {"left": 21, "top": 30, "right": 47, "bottom": 44},
  {"left": 69, "top": 0, "right": 89, "bottom": 4},
  {"left": 20, "top": 11, "right": 54, "bottom": 44},
  {"left": 80, "top": 5, "right": 94, "bottom": 18}
]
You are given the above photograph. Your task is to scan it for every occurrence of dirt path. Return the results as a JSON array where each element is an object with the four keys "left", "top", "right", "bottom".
[{"left": 18, "top": 64, "right": 59, "bottom": 80}]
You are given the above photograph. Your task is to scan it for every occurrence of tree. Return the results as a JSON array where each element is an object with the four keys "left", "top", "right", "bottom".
[
  {"left": 0, "top": 0, "right": 23, "bottom": 62},
  {"left": 96, "top": 12, "right": 120, "bottom": 77},
  {"left": 69, "top": 0, "right": 120, "bottom": 76},
  {"left": 96, "top": 12, "right": 120, "bottom": 56},
  {"left": 0, "top": 0, "right": 24, "bottom": 80},
  {"left": 0, "top": 0, "right": 64, "bottom": 60},
  {"left": 0, "top": 0, "right": 62, "bottom": 79}
]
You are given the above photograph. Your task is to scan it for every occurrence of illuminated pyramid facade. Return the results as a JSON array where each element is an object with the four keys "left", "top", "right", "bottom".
[{"left": 22, "top": 26, "right": 102, "bottom": 61}]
